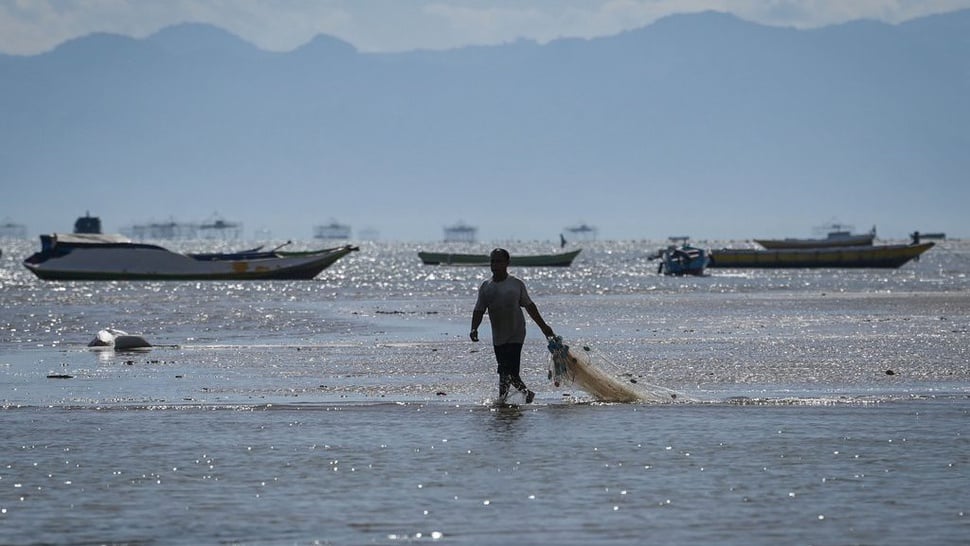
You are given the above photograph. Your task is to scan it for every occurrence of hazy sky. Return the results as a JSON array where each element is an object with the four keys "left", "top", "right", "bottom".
[
  {"left": 3, "top": 0, "right": 970, "bottom": 55},
  {"left": 3, "top": 1, "right": 969, "bottom": 242}
]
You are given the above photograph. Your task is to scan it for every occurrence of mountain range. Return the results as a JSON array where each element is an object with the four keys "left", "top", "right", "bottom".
[{"left": 2, "top": 10, "right": 968, "bottom": 241}]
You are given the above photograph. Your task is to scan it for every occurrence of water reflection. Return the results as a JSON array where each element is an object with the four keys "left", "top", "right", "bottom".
[
  {"left": 94, "top": 348, "right": 115, "bottom": 363},
  {"left": 487, "top": 404, "right": 525, "bottom": 437}
]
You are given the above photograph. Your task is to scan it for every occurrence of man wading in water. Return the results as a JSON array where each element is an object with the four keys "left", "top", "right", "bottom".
[{"left": 470, "top": 248, "right": 555, "bottom": 404}]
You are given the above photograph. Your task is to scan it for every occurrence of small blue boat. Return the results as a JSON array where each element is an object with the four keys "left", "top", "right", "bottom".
[{"left": 657, "top": 244, "right": 710, "bottom": 276}]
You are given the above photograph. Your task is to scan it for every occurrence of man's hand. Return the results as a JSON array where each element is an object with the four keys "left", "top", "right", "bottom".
[{"left": 470, "top": 329, "right": 479, "bottom": 342}]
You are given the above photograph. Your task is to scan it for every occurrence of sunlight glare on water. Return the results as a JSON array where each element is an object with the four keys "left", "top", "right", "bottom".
[{"left": 0, "top": 237, "right": 968, "bottom": 543}]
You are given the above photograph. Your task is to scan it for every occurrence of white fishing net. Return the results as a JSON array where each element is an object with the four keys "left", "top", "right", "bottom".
[{"left": 548, "top": 336, "right": 684, "bottom": 403}]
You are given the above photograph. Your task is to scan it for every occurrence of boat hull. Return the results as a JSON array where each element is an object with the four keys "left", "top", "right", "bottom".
[
  {"left": 23, "top": 238, "right": 359, "bottom": 281},
  {"left": 659, "top": 245, "right": 709, "bottom": 276},
  {"left": 708, "top": 243, "right": 933, "bottom": 269},
  {"left": 418, "top": 249, "right": 581, "bottom": 267}
]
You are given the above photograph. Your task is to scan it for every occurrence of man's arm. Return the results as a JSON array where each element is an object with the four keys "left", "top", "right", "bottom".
[
  {"left": 470, "top": 309, "right": 485, "bottom": 342},
  {"left": 525, "top": 302, "right": 554, "bottom": 338}
]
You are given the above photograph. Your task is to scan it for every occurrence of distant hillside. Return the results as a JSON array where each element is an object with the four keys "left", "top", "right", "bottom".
[{"left": 2, "top": 10, "right": 968, "bottom": 240}]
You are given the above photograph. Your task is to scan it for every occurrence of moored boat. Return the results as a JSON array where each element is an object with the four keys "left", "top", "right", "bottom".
[
  {"left": 23, "top": 233, "right": 359, "bottom": 281},
  {"left": 198, "top": 214, "right": 242, "bottom": 240},
  {"left": 122, "top": 218, "right": 198, "bottom": 239},
  {"left": 754, "top": 225, "right": 876, "bottom": 249},
  {"left": 911, "top": 231, "right": 945, "bottom": 242},
  {"left": 564, "top": 223, "right": 598, "bottom": 241},
  {"left": 314, "top": 220, "right": 352, "bottom": 240},
  {"left": 656, "top": 244, "right": 709, "bottom": 276},
  {"left": 418, "top": 248, "right": 581, "bottom": 267},
  {"left": 708, "top": 242, "right": 933, "bottom": 269},
  {"left": 442, "top": 222, "right": 477, "bottom": 243},
  {"left": 0, "top": 219, "right": 27, "bottom": 238},
  {"left": 74, "top": 212, "right": 102, "bottom": 234}
]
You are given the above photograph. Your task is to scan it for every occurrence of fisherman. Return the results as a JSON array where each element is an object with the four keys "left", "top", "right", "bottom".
[{"left": 470, "top": 248, "right": 555, "bottom": 404}]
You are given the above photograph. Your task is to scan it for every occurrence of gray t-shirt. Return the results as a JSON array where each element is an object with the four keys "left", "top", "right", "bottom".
[{"left": 474, "top": 275, "right": 534, "bottom": 345}]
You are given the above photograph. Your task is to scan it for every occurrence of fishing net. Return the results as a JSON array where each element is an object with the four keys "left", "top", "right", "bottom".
[{"left": 547, "top": 336, "right": 683, "bottom": 403}]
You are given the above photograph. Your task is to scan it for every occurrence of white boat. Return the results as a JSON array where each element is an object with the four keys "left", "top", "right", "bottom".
[
  {"left": 754, "top": 224, "right": 876, "bottom": 249},
  {"left": 442, "top": 222, "right": 477, "bottom": 243},
  {"left": 0, "top": 219, "right": 27, "bottom": 238},
  {"left": 198, "top": 214, "right": 242, "bottom": 239},
  {"left": 122, "top": 218, "right": 199, "bottom": 239},
  {"left": 87, "top": 328, "right": 152, "bottom": 350},
  {"left": 564, "top": 223, "right": 598, "bottom": 240},
  {"left": 314, "top": 220, "right": 352, "bottom": 240},
  {"left": 23, "top": 233, "right": 359, "bottom": 281}
]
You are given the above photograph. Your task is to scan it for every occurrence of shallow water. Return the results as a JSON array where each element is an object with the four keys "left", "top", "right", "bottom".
[
  {"left": 2, "top": 401, "right": 968, "bottom": 545},
  {"left": 1, "top": 237, "right": 968, "bottom": 544}
]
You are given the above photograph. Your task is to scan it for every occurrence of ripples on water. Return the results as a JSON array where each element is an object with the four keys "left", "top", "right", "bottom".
[
  {"left": 2, "top": 401, "right": 967, "bottom": 545},
  {"left": 1, "top": 237, "right": 968, "bottom": 544}
]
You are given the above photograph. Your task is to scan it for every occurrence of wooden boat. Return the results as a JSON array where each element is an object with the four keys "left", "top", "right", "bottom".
[
  {"left": 23, "top": 233, "right": 359, "bottom": 280},
  {"left": 708, "top": 242, "right": 934, "bottom": 269},
  {"left": 656, "top": 244, "right": 709, "bottom": 276},
  {"left": 418, "top": 248, "right": 581, "bottom": 267},
  {"left": 754, "top": 225, "right": 876, "bottom": 249}
]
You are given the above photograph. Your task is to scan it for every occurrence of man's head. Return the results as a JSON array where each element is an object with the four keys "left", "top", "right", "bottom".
[{"left": 490, "top": 248, "right": 510, "bottom": 278}]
